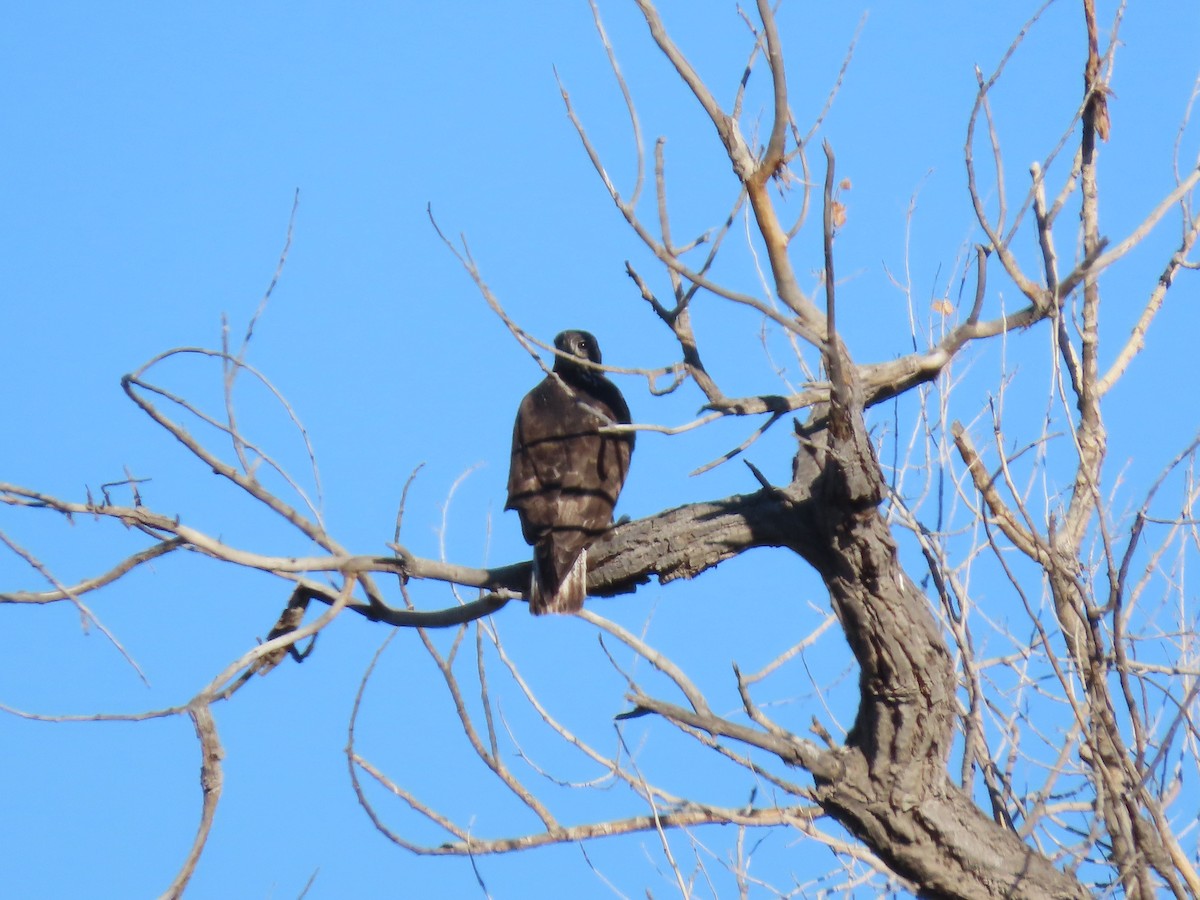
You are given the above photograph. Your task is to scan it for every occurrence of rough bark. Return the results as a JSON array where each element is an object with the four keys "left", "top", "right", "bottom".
[
  {"left": 785, "top": 411, "right": 1086, "bottom": 899},
  {"left": 572, "top": 409, "right": 1090, "bottom": 898}
]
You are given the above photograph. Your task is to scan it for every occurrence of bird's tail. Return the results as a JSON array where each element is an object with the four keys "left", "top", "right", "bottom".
[{"left": 529, "top": 547, "right": 587, "bottom": 615}]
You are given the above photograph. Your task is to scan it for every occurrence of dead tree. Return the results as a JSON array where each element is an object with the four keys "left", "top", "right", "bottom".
[{"left": 4, "top": 2, "right": 1200, "bottom": 897}]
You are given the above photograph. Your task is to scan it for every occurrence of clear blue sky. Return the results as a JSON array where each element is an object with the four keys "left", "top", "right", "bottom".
[{"left": 2, "top": 3, "right": 1198, "bottom": 898}]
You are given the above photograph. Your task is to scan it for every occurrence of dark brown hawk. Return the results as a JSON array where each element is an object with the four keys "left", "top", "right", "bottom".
[{"left": 506, "top": 330, "right": 634, "bottom": 615}]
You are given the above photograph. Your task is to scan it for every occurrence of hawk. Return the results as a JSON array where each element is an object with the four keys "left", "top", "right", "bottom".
[{"left": 506, "top": 330, "right": 634, "bottom": 615}]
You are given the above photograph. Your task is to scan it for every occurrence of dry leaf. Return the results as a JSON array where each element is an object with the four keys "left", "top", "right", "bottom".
[
  {"left": 931, "top": 298, "right": 954, "bottom": 316},
  {"left": 831, "top": 201, "right": 847, "bottom": 228}
]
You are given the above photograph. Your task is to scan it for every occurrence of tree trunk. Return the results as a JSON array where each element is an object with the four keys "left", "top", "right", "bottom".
[
  {"left": 785, "top": 410, "right": 1087, "bottom": 898},
  {"left": 582, "top": 407, "right": 1090, "bottom": 898}
]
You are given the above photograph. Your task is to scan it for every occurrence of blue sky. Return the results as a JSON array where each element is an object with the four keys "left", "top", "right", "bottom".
[{"left": 2, "top": 2, "right": 1198, "bottom": 898}]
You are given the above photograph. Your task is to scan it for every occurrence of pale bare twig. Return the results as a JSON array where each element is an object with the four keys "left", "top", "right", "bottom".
[
  {"left": 158, "top": 704, "right": 224, "bottom": 900},
  {"left": 0, "top": 527, "right": 149, "bottom": 684},
  {"left": 0, "top": 538, "right": 185, "bottom": 604},
  {"left": 130, "top": 347, "right": 324, "bottom": 527},
  {"left": 221, "top": 191, "right": 299, "bottom": 476}
]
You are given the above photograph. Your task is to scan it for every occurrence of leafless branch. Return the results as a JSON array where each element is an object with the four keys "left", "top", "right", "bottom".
[
  {"left": 159, "top": 704, "right": 224, "bottom": 900},
  {"left": 0, "top": 538, "right": 185, "bottom": 604}
]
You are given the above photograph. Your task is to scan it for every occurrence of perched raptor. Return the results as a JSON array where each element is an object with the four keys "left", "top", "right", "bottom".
[{"left": 506, "top": 330, "right": 634, "bottom": 615}]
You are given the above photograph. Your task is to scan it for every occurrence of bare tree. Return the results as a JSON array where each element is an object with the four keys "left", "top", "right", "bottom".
[{"left": 4, "top": 1, "right": 1200, "bottom": 897}]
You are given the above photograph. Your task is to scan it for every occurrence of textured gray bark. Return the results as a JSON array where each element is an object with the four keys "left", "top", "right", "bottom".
[{"left": 577, "top": 407, "right": 1089, "bottom": 899}]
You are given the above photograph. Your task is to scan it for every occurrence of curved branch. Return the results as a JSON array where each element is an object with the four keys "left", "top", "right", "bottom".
[
  {"left": 122, "top": 374, "right": 330, "bottom": 548},
  {"left": 0, "top": 539, "right": 186, "bottom": 604},
  {"left": 130, "top": 348, "right": 324, "bottom": 526},
  {"left": 159, "top": 704, "right": 224, "bottom": 900}
]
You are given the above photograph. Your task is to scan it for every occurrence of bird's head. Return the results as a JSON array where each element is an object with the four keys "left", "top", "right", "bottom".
[{"left": 553, "top": 330, "right": 603, "bottom": 377}]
